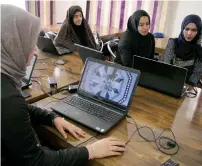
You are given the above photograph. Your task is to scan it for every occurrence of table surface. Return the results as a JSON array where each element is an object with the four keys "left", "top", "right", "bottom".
[
  {"left": 34, "top": 85, "right": 202, "bottom": 166},
  {"left": 24, "top": 50, "right": 83, "bottom": 103},
  {"left": 44, "top": 24, "right": 169, "bottom": 54}
]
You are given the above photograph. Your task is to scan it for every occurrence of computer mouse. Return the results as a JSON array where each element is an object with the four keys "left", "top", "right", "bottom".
[{"left": 167, "top": 141, "right": 176, "bottom": 148}]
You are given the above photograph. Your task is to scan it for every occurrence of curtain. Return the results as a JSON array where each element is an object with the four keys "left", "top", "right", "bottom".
[
  {"left": 86, "top": 0, "right": 169, "bottom": 33},
  {"left": 25, "top": 0, "right": 56, "bottom": 26}
]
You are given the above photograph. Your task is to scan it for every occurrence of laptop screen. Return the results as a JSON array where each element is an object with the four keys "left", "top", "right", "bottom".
[
  {"left": 79, "top": 60, "right": 139, "bottom": 109},
  {"left": 132, "top": 55, "right": 187, "bottom": 97},
  {"left": 23, "top": 55, "right": 37, "bottom": 82}
]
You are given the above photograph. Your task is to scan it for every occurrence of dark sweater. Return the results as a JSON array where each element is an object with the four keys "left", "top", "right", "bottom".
[
  {"left": 163, "top": 39, "right": 202, "bottom": 85},
  {"left": 1, "top": 73, "right": 89, "bottom": 166},
  {"left": 114, "top": 31, "right": 155, "bottom": 67}
]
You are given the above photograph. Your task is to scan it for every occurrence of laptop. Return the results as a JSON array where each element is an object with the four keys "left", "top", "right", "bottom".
[
  {"left": 37, "top": 36, "right": 72, "bottom": 55},
  {"left": 74, "top": 43, "right": 105, "bottom": 63},
  {"left": 51, "top": 57, "right": 140, "bottom": 133},
  {"left": 132, "top": 55, "right": 188, "bottom": 98},
  {"left": 21, "top": 54, "right": 37, "bottom": 89}
]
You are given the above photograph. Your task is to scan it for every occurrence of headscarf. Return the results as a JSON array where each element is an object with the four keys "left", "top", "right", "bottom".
[
  {"left": 119, "top": 10, "right": 154, "bottom": 58},
  {"left": 175, "top": 14, "right": 202, "bottom": 61},
  {"left": 1, "top": 4, "right": 41, "bottom": 90},
  {"left": 54, "top": 5, "right": 96, "bottom": 50}
]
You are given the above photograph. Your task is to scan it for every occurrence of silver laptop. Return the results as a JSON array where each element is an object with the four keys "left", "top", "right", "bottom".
[
  {"left": 51, "top": 57, "right": 140, "bottom": 133},
  {"left": 21, "top": 54, "right": 37, "bottom": 89},
  {"left": 132, "top": 55, "right": 188, "bottom": 98},
  {"left": 74, "top": 43, "right": 105, "bottom": 63}
]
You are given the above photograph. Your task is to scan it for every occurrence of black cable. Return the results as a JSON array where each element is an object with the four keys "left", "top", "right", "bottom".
[
  {"left": 126, "top": 114, "right": 179, "bottom": 155},
  {"left": 39, "top": 101, "right": 59, "bottom": 108},
  {"left": 185, "top": 86, "right": 198, "bottom": 98},
  {"left": 76, "top": 133, "right": 99, "bottom": 147},
  {"left": 31, "top": 79, "right": 66, "bottom": 100}
]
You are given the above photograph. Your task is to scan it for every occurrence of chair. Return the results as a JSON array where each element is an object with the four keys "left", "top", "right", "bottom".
[
  {"left": 93, "top": 32, "right": 104, "bottom": 52},
  {"left": 153, "top": 32, "right": 165, "bottom": 38},
  {"left": 103, "top": 38, "right": 119, "bottom": 61}
]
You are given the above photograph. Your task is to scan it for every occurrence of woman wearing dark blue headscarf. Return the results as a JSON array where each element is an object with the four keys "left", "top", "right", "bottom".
[{"left": 163, "top": 14, "right": 202, "bottom": 86}]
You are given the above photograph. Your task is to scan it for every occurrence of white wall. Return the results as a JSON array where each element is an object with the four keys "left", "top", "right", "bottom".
[
  {"left": 0, "top": 0, "right": 25, "bottom": 10},
  {"left": 55, "top": 0, "right": 86, "bottom": 24},
  {"left": 165, "top": 1, "right": 202, "bottom": 38}
]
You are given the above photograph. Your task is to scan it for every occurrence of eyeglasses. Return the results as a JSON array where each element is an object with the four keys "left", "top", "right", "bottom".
[{"left": 184, "top": 27, "right": 197, "bottom": 32}]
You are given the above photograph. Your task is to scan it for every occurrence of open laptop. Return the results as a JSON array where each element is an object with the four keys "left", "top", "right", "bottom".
[
  {"left": 21, "top": 54, "right": 37, "bottom": 89},
  {"left": 74, "top": 43, "right": 105, "bottom": 63},
  {"left": 132, "top": 55, "right": 188, "bottom": 98},
  {"left": 37, "top": 36, "right": 72, "bottom": 55},
  {"left": 51, "top": 57, "right": 140, "bottom": 133}
]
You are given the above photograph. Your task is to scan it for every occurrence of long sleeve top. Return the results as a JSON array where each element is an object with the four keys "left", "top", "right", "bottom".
[
  {"left": 1, "top": 73, "right": 89, "bottom": 166},
  {"left": 163, "top": 39, "right": 202, "bottom": 85}
]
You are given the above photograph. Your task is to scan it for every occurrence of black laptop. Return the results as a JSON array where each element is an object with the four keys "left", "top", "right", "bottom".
[
  {"left": 132, "top": 55, "right": 188, "bottom": 98},
  {"left": 74, "top": 43, "right": 105, "bottom": 63},
  {"left": 51, "top": 57, "right": 140, "bottom": 133},
  {"left": 37, "top": 36, "right": 72, "bottom": 55},
  {"left": 21, "top": 54, "right": 37, "bottom": 89}
]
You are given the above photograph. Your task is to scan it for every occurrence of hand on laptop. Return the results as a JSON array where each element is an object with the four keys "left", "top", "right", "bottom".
[
  {"left": 53, "top": 117, "right": 86, "bottom": 139},
  {"left": 86, "top": 137, "right": 126, "bottom": 159}
]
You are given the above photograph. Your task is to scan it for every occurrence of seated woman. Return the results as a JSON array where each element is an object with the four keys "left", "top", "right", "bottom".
[
  {"left": 114, "top": 10, "right": 155, "bottom": 67},
  {"left": 54, "top": 5, "right": 97, "bottom": 51},
  {"left": 163, "top": 15, "right": 202, "bottom": 86},
  {"left": 1, "top": 5, "right": 126, "bottom": 166}
]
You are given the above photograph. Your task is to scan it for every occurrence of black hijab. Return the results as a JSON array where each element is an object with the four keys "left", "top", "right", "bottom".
[
  {"left": 54, "top": 6, "right": 96, "bottom": 50},
  {"left": 70, "top": 8, "right": 88, "bottom": 46},
  {"left": 119, "top": 10, "right": 154, "bottom": 58},
  {"left": 175, "top": 14, "right": 202, "bottom": 61}
]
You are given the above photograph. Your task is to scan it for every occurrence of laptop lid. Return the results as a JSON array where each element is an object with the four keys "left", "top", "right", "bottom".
[
  {"left": 132, "top": 55, "right": 187, "bottom": 97},
  {"left": 22, "top": 54, "right": 37, "bottom": 84},
  {"left": 74, "top": 43, "right": 105, "bottom": 63},
  {"left": 37, "top": 36, "right": 59, "bottom": 55},
  {"left": 78, "top": 57, "right": 141, "bottom": 111}
]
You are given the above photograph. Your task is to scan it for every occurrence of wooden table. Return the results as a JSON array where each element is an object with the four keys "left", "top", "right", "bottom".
[
  {"left": 155, "top": 38, "right": 169, "bottom": 55},
  {"left": 34, "top": 86, "right": 202, "bottom": 166},
  {"left": 43, "top": 24, "right": 124, "bottom": 40},
  {"left": 43, "top": 24, "right": 168, "bottom": 54},
  {"left": 24, "top": 50, "right": 83, "bottom": 103}
]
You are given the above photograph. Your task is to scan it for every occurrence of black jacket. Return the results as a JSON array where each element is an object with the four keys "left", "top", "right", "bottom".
[
  {"left": 1, "top": 73, "right": 89, "bottom": 166},
  {"left": 114, "top": 31, "right": 155, "bottom": 67}
]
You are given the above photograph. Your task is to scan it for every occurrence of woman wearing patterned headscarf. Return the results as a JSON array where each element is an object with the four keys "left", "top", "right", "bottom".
[
  {"left": 54, "top": 5, "right": 97, "bottom": 51},
  {"left": 163, "top": 15, "right": 202, "bottom": 86},
  {"left": 115, "top": 10, "right": 155, "bottom": 67}
]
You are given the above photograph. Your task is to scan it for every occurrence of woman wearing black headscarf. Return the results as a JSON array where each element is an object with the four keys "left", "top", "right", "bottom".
[
  {"left": 54, "top": 6, "right": 96, "bottom": 50},
  {"left": 114, "top": 10, "right": 155, "bottom": 67},
  {"left": 163, "top": 15, "right": 202, "bottom": 86}
]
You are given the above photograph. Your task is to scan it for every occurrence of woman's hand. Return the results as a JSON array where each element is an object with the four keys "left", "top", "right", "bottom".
[
  {"left": 86, "top": 137, "right": 126, "bottom": 159},
  {"left": 53, "top": 117, "right": 85, "bottom": 139}
]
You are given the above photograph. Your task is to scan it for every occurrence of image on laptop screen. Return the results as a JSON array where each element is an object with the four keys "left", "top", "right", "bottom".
[{"left": 79, "top": 61, "right": 138, "bottom": 108}]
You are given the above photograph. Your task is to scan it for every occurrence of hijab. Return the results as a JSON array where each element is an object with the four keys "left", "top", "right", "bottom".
[
  {"left": 119, "top": 10, "right": 154, "bottom": 58},
  {"left": 1, "top": 4, "right": 40, "bottom": 90},
  {"left": 54, "top": 6, "right": 96, "bottom": 50},
  {"left": 175, "top": 14, "right": 202, "bottom": 61}
]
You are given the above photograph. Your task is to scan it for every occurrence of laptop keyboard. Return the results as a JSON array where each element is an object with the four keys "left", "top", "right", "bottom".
[{"left": 62, "top": 96, "right": 122, "bottom": 124}]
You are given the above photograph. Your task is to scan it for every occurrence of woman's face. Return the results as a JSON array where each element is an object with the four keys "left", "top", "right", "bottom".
[
  {"left": 73, "top": 11, "right": 83, "bottom": 26},
  {"left": 138, "top": 16, "right": 150, "bottom": 36},
  {"left": 183, "top": 23, "right": 198, "bottom": 41}
]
